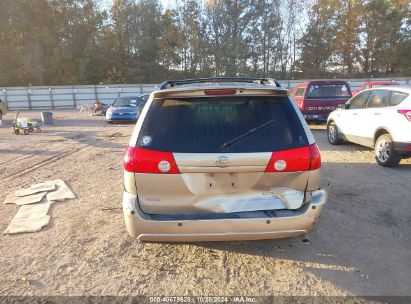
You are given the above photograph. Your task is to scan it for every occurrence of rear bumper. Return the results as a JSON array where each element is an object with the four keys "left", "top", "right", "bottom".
[
  {"left": 122, "top": 189, "right": 328, "bottom": 242},
  {"left": 106, "top": 113, "right": 137, "bottom": 121},
  {"left": 303, "top": 114, "right": 328, "bottom": 121}
]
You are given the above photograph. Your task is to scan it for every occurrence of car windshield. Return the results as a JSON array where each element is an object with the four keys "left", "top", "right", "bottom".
[
  {"left": 112, "top": 97, "right": 141, "bottom": 107},
  {"left": 306, "top": 84, "right": 351, "bottom": 99},
  {"left": 137, "top": 96, "right": 308, "bottom": 153}
]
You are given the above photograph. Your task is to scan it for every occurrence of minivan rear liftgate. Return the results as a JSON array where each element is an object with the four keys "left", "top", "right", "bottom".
[
  {"left": 124, "top": 94, "right": 321, "bottom": 217},
  {"left": 122, "top": 88, "right": 328, "bottom": 241}
]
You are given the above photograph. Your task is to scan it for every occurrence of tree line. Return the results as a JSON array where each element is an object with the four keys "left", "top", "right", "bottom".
[{"left": 0, "top": 0, "right": 410, "bottom": 86}]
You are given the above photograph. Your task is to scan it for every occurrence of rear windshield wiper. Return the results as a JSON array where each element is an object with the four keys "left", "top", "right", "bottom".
[{"left": 219, "top": 118, "right": 275, "bottom": 151}]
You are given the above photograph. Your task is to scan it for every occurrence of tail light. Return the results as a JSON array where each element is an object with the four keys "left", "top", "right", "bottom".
[
  {"left": 124, "top": 147, "right": 180, "bottom": 174},
  {"left": 265, "top": 144, "right": 321, "bottom": 172},
  {"left": 309, "top": 143, "right": 321, "bottom": 170},
  {"left": 299, "top": 100, "right": 305, "bottom": 110},
  {"left": 398, "top": 109, "right": 411, "bottom": 122}
]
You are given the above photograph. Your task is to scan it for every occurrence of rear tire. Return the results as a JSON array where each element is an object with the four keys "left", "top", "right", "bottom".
[
  {"left": 375, "top": 134, "right": 401, "bottom": 167},
  {"left": 327, "top": 122, "right": 342, "bottom": 145}
]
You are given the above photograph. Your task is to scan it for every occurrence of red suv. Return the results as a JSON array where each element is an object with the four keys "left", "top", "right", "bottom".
[{"left": 290, "top": 80, "right": 352, "bottom": 122}]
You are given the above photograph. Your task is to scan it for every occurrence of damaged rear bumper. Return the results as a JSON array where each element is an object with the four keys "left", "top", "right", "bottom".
[{"left": 122, "top": 189, "right": 328, "bottom": 242}]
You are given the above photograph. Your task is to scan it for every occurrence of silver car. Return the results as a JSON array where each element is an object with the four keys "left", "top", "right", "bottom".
[{"left": 122, "top": 78, "right": 328, "bottom": 242}]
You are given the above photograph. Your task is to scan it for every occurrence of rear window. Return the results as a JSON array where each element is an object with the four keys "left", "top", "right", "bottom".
[
  {"left": 137, "top": 96, "right": 308, "bottom": 153},
  {"left": 366, "top": 90, "right": 391, "bottom": 108},
  {"left": 306, "top": 84, "right": 351, "bottom": 99},
  {"left": 389, "top": 92, "right": 408, "bottom": 106},
  {"left": 295, "top": 88, "right": 305, "bottom": 97}
]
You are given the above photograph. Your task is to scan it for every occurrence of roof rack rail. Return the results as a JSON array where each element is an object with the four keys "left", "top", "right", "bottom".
[{"left": 159, "top": 77, "right": 281, "bottom": 90}]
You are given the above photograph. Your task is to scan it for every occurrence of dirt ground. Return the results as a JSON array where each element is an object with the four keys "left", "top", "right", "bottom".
[{"left": 0, "top": 110, "right": 410, "bottom": 298}]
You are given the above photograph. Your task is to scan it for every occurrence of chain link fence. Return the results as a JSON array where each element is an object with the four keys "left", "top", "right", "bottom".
[{"left": 1, "top": 78, "right": 410, "bottom": 110}]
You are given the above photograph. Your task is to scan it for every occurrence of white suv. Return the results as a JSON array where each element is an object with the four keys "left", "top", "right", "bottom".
[{"left": 327, "top": 86, "right": 411, "bottom": 167}]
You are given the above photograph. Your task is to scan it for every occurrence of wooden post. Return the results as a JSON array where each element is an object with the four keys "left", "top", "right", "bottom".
[
  {"left": 72, "top": 86, "right": 77, "bottom": 109},
  {"left": 3, "top": 89, "right": 8, "bottom": 110},
  {"left": 49, "top": 88, "right": 55, "bottom": 109},
  {"left": 94, "top": 85, "right": 98, "bottom": 101},
  {"left": 27, "top": 88, "right": 32, "bottom": 110}
]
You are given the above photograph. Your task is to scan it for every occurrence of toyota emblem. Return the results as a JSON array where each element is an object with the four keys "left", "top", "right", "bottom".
[{"left": 215, "top": 156, "right": 230, "bottom": 168}]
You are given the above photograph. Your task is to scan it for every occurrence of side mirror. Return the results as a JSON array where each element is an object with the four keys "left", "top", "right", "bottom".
[{"left": 338, "top": 103, "right": 350, "bottom": 110}]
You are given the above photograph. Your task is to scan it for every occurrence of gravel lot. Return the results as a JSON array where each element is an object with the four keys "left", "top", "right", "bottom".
[{"left": 0, "top": 110, "right": 410, "bottom": 298}]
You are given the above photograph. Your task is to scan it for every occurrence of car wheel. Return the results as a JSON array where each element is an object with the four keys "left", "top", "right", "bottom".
[
  {"left": 327, "top": 122, "right": 342, "bottom": 145},
  {"left": 375, "top": 134, "right": 401, "bottom": 167}
]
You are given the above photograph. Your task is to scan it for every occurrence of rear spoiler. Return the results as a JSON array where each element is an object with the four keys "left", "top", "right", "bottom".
[
  {"left": 159, "top": 77, "right": 281, "bottom": 90},
  {"left": 153, "top": 87, "right": 288, "bottom": 99}
]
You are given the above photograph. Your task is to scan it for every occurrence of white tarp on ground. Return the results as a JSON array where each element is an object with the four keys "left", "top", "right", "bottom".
[
  {"left": 15, "top": 192, "right": 47, "bottom": 206},
  {"left": 15, "top": 182, "right": 55, "bottom": 197},
  {"left": 3, "top": 179, "right": 75, "bottom": 235},
  {"left": 4, "top": 199, "right": 51, "bottom": 234},
  {"left": 3, "top": 193, "right": 18, "bottom": 205},
  {"left": 3, "top": 192, "right": 47, "bottom": 205},
  {"left": 46, "top": 179, "right": 75, "bottom": 201}
]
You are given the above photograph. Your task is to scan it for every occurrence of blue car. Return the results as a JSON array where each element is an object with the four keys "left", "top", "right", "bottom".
[{"left": 106, "top": 95, "right": 148, "bottom": 123}]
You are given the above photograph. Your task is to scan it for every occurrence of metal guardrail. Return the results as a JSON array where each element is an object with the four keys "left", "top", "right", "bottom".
[{"left": 0, "top": 78, "right": 410, "bottom": 110}]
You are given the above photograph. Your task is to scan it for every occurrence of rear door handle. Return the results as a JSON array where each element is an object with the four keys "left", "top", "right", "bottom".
[
  {"left": 374, "top": 112, "right": 381, "bottom": 115},
  {"left": 352, "top": 113, "right": 358, "bottom": 116}
]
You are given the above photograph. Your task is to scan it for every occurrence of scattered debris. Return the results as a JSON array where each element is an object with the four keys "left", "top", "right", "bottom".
[
  {"left": 360, "top": 273, "right": 370, "bottom": 280},
  {"left": 77, "top": 104, "right": 92, "bottom": 113},
  {"left": 15, "top": 192, "right": 47, "bottom": 206},
  {"left": 302, "top": 238, "right": 311, "bottom": 245},
  {"left": 46, "top": 179, "right": 75, "bottom": 201},
  {"left": 4, "top": 192, "right": 48, "bottom": 206},
  {"left": 15, "top": 182, "right": 55, "bottom": 197},
  {"left": 3, "top": 179, "right": 75, "bottom": 235},
  {"left": 108, "top": 132, "right": 122, "bottom": 138},
  {"left": 4, "top": 200, "right": 51, "bottom": 234},
  {"left": 3, "top": 193, "right": 18, "bottom": 205}
]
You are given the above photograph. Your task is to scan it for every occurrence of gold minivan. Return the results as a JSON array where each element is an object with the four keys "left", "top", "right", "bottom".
[{"left": 122, "top": 78, "right": 327, "bottom": 242}]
